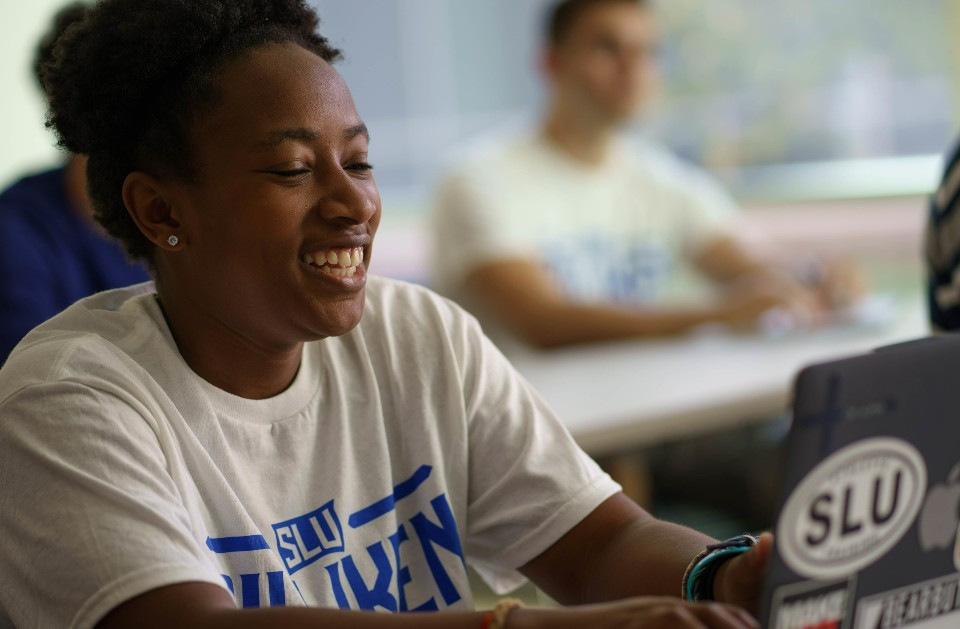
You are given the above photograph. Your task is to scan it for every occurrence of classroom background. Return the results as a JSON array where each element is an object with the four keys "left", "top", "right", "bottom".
[
  {"left": 2, "top": 0, "right": 958, "bottom": 607},
  {"left": 3, "top": 1, "right": 956, "bottom": 290}
]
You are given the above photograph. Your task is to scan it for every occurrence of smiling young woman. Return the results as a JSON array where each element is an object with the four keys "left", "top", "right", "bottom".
[
  {"left": 124, "top": 41, "right": 381, "bottom": 399},
  {"left": 0, "top": 1, "right": 767, "bottom": 628}
]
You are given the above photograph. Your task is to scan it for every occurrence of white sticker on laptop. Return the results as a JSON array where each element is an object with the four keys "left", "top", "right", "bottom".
[
  {"left": 778, "top": 437, "right": 927, "bottom": 579},
  {"left": 854, "top": 572, "right": 960, "bottom": 629},
  {"left": 769, "top": 577, "right": 854, "bottom": 629}
]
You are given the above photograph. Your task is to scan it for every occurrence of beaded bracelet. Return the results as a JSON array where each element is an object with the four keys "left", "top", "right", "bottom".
[
  {"left": 681, "top": 534, "right": 758, "bottom": 602},
  {"left": 480, "top": 598, "right": 525, "bottom": 629}
]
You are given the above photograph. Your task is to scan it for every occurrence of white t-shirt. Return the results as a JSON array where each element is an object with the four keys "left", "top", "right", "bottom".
[
  {"left": 0, "top": 277, "right": 619, "bottom": 629},
  {"left": 431, "top": 133, "right": 737, "bottom": 306}
]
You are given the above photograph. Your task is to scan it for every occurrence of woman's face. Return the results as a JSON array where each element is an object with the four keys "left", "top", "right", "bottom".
[{"left": 164, "top": 42, "right": 381, "bottom": 348}]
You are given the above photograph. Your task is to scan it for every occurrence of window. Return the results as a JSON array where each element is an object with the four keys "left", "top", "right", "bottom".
[
  {"left": 650, "top": 0, "right": 959, "bottom": 199},
  {"left": 311, "top": 0, "right": 959, "bottom": 204}
]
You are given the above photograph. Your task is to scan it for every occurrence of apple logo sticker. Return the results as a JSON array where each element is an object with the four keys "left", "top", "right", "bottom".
[{"left": 917, "top": 462, "right": 960, "bottom": 569}]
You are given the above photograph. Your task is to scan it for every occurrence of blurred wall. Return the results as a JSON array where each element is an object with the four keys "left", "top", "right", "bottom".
[
  {"left": 0, "top": 0, "right": 556, "bottom": 196},
  {"left": 310, "top": 0, "right": 553, "bottom": 196},
  {"left": 2, "top": 0, "right": 954, "bottom": 202},
  {"left": 0, "top": 0, "right": 69, "bottom": 191}
]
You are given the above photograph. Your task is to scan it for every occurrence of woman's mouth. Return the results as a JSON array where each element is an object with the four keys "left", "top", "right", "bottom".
[{"left": 302, "top": 246, "right": 364, "bottom": 277}]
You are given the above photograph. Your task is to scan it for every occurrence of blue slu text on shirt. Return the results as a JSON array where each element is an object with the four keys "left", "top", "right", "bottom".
[{"left": 205, "top": 465, "right": 466, "bottom": 611}]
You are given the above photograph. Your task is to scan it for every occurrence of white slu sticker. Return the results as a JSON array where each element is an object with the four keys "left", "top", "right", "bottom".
[{"left": 778, "top": 437, "right": 927, "bottom": 579}]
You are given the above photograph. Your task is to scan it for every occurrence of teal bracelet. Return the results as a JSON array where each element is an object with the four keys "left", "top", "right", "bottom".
[{"left": 682, "top": 534, "right": 758, "bottom": 602}]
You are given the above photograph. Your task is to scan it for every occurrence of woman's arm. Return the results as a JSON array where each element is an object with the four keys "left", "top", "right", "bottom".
[
  {"left": 96, "top": 583, "right": 484, "bottom": 629},
  {"left": 96, "top": 580, "right": 758, "bottom": 629},
  {"left": 520, "top": 493, "right": 770, "bottom": 615},
  {"left": 519, "top": 493, "right": 712, "bottom": 604},
  {"left": 94, "top": 494, "right": 764, "bottom": 629}
]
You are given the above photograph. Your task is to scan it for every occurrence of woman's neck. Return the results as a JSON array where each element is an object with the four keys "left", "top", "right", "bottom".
[{"left": 153, "top": 283, "right": 304, "bottom": 400}]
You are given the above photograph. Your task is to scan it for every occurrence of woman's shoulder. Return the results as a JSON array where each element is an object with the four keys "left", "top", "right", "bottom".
[
  {"left": 0, "top": 283, "right": 164, "bottom": 394},
  {"left": 361, "top": 275, "right": 440, "bottom": 309},
  {"left": 354, "top": 276, "right": 482, "bottom": 348}
]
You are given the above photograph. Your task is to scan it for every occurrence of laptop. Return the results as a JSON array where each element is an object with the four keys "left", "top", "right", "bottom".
[{"left": 760, "top": 334, "right": 960, "bottom": 629}]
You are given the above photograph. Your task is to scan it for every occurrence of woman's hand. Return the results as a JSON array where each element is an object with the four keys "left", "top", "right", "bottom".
[
  {"left": 509, "top": 597, "right": 759, "bottom": 629},
  {"left": 712, "top": 532, "right": 774, "bottom": 617}
]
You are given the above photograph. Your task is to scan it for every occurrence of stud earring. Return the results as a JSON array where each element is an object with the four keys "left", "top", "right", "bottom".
[{"left": 167, "top": 235, "right": 180, "bottom": 247}]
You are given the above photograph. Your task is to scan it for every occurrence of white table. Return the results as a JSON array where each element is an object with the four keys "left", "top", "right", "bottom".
[{"left": 508, "top": 297, "right": 930, "bottom": 457}]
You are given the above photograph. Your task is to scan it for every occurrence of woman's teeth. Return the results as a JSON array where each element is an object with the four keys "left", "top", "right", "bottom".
[{"left": 302, "top": 246, "right": 363, "bottom": 277}]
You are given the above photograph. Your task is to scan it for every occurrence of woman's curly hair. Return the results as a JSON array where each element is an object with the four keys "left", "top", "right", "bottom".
[{"left": 42, "top": 0, "right": 342, "bottom": 264}]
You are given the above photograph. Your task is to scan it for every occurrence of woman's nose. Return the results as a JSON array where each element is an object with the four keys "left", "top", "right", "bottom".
[{"left": 313, "top": 169, "right": 379, "bottom": 224}]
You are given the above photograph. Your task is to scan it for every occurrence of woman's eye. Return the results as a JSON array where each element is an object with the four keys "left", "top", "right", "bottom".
[
  {"left": 270, "top": 168, "right": 311, "bottom": 177},
  {"left": 348, "top": 162, "right": 374, "bottom": 173}
]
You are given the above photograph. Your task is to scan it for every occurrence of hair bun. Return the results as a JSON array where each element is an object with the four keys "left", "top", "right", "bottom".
[{"left": 39, "top": 0, "right": 340, "bottom": 264}]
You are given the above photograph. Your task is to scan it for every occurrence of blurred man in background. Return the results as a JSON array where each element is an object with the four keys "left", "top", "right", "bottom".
[
  {"left": 431, "top": 0, "right": 860, "bottom": 350},
  {"left": 0, "top": 2, "right": 150, "bottom": 362},
  {"left": 431, "top": 0, "right": 868, "bottom": 526}
]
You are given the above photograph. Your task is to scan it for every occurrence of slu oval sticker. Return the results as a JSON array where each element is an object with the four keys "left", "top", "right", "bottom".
[{"left": 778, "top": 437, "right": 927, "bottom": 579}]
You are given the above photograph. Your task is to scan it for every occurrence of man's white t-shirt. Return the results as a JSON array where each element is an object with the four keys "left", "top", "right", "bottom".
[
  {"left": 0, "top": 277, "right": 620, "bottom": 629},
  {"left": 432, "top": 132, "right": 737, "bottom": 306}
]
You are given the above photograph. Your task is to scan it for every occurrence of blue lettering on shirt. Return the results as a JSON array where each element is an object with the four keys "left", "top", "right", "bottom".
[
  {"left": 272, "top": 500, "right": 345, "bottom": 574},
  {"left": 348, "top": 464, "right": 432, "bottom": 528},
  {"left": 206, "top": 534, "right": 270, "bottom": 553},
  {"left": 409, "top": 494, "right": 465, "bottom": 606},
  {"left": 206, "top": 464, "right": 465, "bottom": 611},
  {"left": 219, "top": 570, "right": 287, "bottom": 609}
]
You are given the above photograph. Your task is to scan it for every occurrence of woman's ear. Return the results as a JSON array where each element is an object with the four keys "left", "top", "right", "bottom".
[{"left": 122, "top": 171, "right": 184, "bottom": 250}]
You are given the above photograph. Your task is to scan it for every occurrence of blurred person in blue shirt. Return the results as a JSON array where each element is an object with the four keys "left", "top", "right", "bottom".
[
  {"left": 432, "top": 0, "right": 862, "bottom": 349},
  {"left": 0, "top": 2, "right": 150, "bottom": 362}
]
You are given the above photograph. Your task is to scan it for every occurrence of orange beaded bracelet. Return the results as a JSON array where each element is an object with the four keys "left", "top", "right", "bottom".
[{"left": 480, "top": 598, "right": 525, "bottom": 629}]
